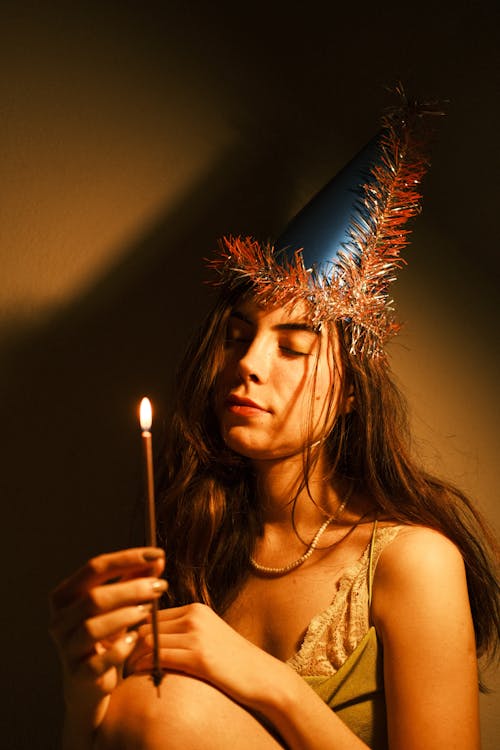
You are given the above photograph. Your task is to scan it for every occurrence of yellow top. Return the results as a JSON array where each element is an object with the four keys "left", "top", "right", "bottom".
[
  {"left": 303, "top": 626, "right": 386, "bottom": 748},
  {"left": 289, "top": 522, "right": 402, "bottom": 749}
]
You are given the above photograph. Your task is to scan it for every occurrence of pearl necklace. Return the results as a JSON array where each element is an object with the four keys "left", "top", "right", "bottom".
[{"left": 249, "top": 495, "right": 350, "bottom": 576}]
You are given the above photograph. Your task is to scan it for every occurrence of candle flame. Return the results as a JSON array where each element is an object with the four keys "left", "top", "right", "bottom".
[{"left": 139, "top": 397, "right": 152, "bottom": 431}]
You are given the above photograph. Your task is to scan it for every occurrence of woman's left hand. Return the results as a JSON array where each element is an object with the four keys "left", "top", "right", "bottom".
[{"left": 126, "top": 602, "right": 291, "bottom": 710}]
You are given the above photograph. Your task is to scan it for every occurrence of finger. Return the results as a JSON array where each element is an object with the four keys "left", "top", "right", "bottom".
[
  {"left": 51, "top": 577, "right": 168, "bottom": 641},
  {"left": 50, "top": 548, "right": 165, "bottom": 611},
  {"left": 150, "top": 633, "right": 198, "bottom": 650},
  {"left": 125, "top": 612, "right": 192, "bottom": 674},
  {"left": 132, "top": 643, "right": 198, "bottom": 675},
  {"left": 75, "top": 630, "right": 140, "bottom": 679},
  {"left": 136, "top": 605, "right": 203, "bottom": 637},
  {"left": 127, "top": 614, "right": 183, "bottom": 650},
  {"left": 63, "top": 605, "right": 153, "bottom": 666},
  {"left": 50, "top": 548, "right": 165, "bottom": 610},
  {"left": 123, "top": 634, "right": 154, "bottom": 675},
  {"left": 154, "top": 604, "right": 197, "bottom": 621},
  {"left": 138, "top": 633, "right": 201, "bottom": 664}
]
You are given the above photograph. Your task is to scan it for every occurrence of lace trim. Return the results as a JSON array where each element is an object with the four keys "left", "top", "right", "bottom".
[{"left": 287, "top": 525, "right": 402, "bottom": 676}]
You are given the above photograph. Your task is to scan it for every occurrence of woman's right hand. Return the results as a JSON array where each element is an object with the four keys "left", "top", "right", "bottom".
[{"left": 49, "top": 547, "right": 166, "bottom": 734}]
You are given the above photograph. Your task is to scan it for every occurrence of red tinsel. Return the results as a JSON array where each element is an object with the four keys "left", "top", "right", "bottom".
[{"left": 207, "top": 87, "right": 443, "bottom": 356}]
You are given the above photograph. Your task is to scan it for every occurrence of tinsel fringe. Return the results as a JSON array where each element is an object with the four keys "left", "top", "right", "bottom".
[{"left": 207, "top": 86, "right": 443, "bottom": 356}]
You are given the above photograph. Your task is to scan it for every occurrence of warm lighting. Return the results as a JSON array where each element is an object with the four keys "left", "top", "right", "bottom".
[{"left": 140, "top": 397, "right": 152, "bottom": 432}]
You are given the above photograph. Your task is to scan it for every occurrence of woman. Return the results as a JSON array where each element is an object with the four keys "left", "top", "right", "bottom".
[{"left": 50, "top": 95, "right": 499, "bottom": 749}]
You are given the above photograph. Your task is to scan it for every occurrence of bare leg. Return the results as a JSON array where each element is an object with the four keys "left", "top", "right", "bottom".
[{"left": 95, "top": 672, "right": 286, "bottom": 750}]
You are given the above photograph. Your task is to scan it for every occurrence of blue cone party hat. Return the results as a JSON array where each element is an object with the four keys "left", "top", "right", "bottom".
[
  {"left": 209, "top": 89, "right": 441, "bottom": 356},
  {"left": 276, "top": 135, "right": 382, "bottom": 274}
]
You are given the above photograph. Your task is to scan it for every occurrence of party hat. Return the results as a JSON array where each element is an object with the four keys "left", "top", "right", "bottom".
[{"left": 209, "top": 87, "right": 441, "bottom": 355}]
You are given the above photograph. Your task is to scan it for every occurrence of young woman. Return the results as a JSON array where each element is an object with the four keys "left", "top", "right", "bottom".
[{"left": 50, "top": 97, "right": 499, "bottom": 750}]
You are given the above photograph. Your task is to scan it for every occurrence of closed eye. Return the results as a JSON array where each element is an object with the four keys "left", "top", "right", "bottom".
[
  {"left": 225, "top": 336, "right": 251, "bottom": 345},
  {"left": 279, "top": 332, "right": 317, "bottom": 357},
  {"left": 225, "top": 322, "right": 252, "bottom": 346},
  {"left": 279, "top": 346, "right": 310, "bottom": 357}
]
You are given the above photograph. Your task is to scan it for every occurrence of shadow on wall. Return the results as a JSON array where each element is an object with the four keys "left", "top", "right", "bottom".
[{"left": 0, "top": 135, "right": 297, "bottom": 749}]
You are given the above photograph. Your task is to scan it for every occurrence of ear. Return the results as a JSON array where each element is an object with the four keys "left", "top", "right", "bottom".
[
  {"left": 343, "top": 386, "right": 355, "bottom": 414},
  {"left": 329, "top": 325, "right": 355, "bottom": 414}
]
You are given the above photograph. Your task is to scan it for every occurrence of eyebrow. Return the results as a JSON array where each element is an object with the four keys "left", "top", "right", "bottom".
[{"left": 230, "top": 310, "right": 319, "bottom": 335}]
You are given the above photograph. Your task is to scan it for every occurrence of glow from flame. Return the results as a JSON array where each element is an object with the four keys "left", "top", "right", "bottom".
[{"left": 139, "top": 397, "right": 152, "bottom": 431}]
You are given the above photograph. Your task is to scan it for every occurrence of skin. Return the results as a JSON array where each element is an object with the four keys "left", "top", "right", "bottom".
[
  {"left": 214, "top": 302, "right": 339, "bottom": 461},
  {"left": 50, "top": 299, "right": 480, "bottom": 749}
]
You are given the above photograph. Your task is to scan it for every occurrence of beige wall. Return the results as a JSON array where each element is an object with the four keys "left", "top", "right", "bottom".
[{"left": 1, "top": 2, "right": 498, "bottom": 747}]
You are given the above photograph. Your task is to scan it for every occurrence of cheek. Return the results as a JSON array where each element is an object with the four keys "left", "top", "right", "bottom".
[
  {"left": 217, "top": 350, "right": 239, "bottom": 385},
  {"left": 310, "top": 373, "right": 337, "bottom": 428},
  {"left": 214, "top": 353, "right": 235, "bottom": 392}
]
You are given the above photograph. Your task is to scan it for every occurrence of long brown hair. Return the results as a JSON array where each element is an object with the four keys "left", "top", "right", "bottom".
[{"left": 157, "top": 287, "right": 499, "bottom": 668}]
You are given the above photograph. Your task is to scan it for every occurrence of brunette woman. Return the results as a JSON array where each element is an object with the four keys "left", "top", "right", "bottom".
[{"left": 50, "top": 95, "right": 499, "bottom": 750}]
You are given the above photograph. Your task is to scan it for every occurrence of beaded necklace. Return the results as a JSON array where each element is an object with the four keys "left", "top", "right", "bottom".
[{"left": 249, "top": 494, "right": 350, "bottom": 576}]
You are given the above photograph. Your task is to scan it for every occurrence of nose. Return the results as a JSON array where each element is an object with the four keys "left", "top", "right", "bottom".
[{"left": 236, "top": 334, "right": 271, "bottom": 384}]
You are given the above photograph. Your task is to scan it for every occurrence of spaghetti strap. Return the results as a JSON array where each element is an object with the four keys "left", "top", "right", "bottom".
[{"left": 367, "top": 518, "right": 378, "bottom": 607}]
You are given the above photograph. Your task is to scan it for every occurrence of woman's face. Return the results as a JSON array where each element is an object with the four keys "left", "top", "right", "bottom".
[{"left": 214, "top": 297, "right": 344, "bottom": 462}]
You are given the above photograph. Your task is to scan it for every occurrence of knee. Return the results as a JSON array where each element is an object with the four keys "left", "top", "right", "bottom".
[{"left": 95, "top": 672, "right": 233, "bottom": 750}]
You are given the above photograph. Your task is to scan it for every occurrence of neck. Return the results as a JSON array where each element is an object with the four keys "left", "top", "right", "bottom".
[{"left": 252, "top": 449, "right": 344, "bottom": 526}]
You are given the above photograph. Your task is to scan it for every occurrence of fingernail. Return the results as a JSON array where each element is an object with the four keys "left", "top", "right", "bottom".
[
  {"left": 151, "top": 579, "right": 168, "bottom": 593},
  {"left": 143, "top": 549, "right": 165, "bottom": 562},
  {"left": 138, "top": 603, "right": 153, "bottom": 613},
  {"left": 125, "top": 631, "right": 138, "bottom": 645}
]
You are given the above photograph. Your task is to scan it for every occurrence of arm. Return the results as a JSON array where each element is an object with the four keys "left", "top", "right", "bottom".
[
  {"left": 49, "top": 547, "right": 166, "bottom": 750},
  {"left": 125, "top": 604, "right": 371, "bottom": 750},
  {"left": 125, "top": 528, "right": 479, "bottom": 750},
  {"left": 371, "top": 526, "right": 480, "bottom": 750}
]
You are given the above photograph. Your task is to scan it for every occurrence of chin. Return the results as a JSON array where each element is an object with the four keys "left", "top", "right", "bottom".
[
  {"left": 222, "top": 432, "right": 265, "bottom": 459},
  {"left": 222, "top": 431, "right": 302, "bottom": 462}
]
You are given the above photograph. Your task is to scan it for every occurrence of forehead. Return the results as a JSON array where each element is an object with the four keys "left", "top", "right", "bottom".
[{"left": 231, "top": 296, "right": 317, "bottom": 328}]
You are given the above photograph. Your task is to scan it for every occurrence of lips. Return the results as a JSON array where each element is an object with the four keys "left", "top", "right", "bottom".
[{"left": 225, "top": 394, "right": 269, "bottom": 415}]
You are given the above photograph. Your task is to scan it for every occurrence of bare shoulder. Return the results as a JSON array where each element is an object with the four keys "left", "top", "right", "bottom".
[
  {"left": 377, "top": 524, "right": 465, "bottom": 575},
  {"left": 371, "top": 525, "right": 471, "bottom": 641}
]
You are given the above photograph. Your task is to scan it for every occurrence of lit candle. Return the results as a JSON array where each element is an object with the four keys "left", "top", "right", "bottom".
[{"left": 139, "top": 396, "right": 163, "bottom": 691}]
